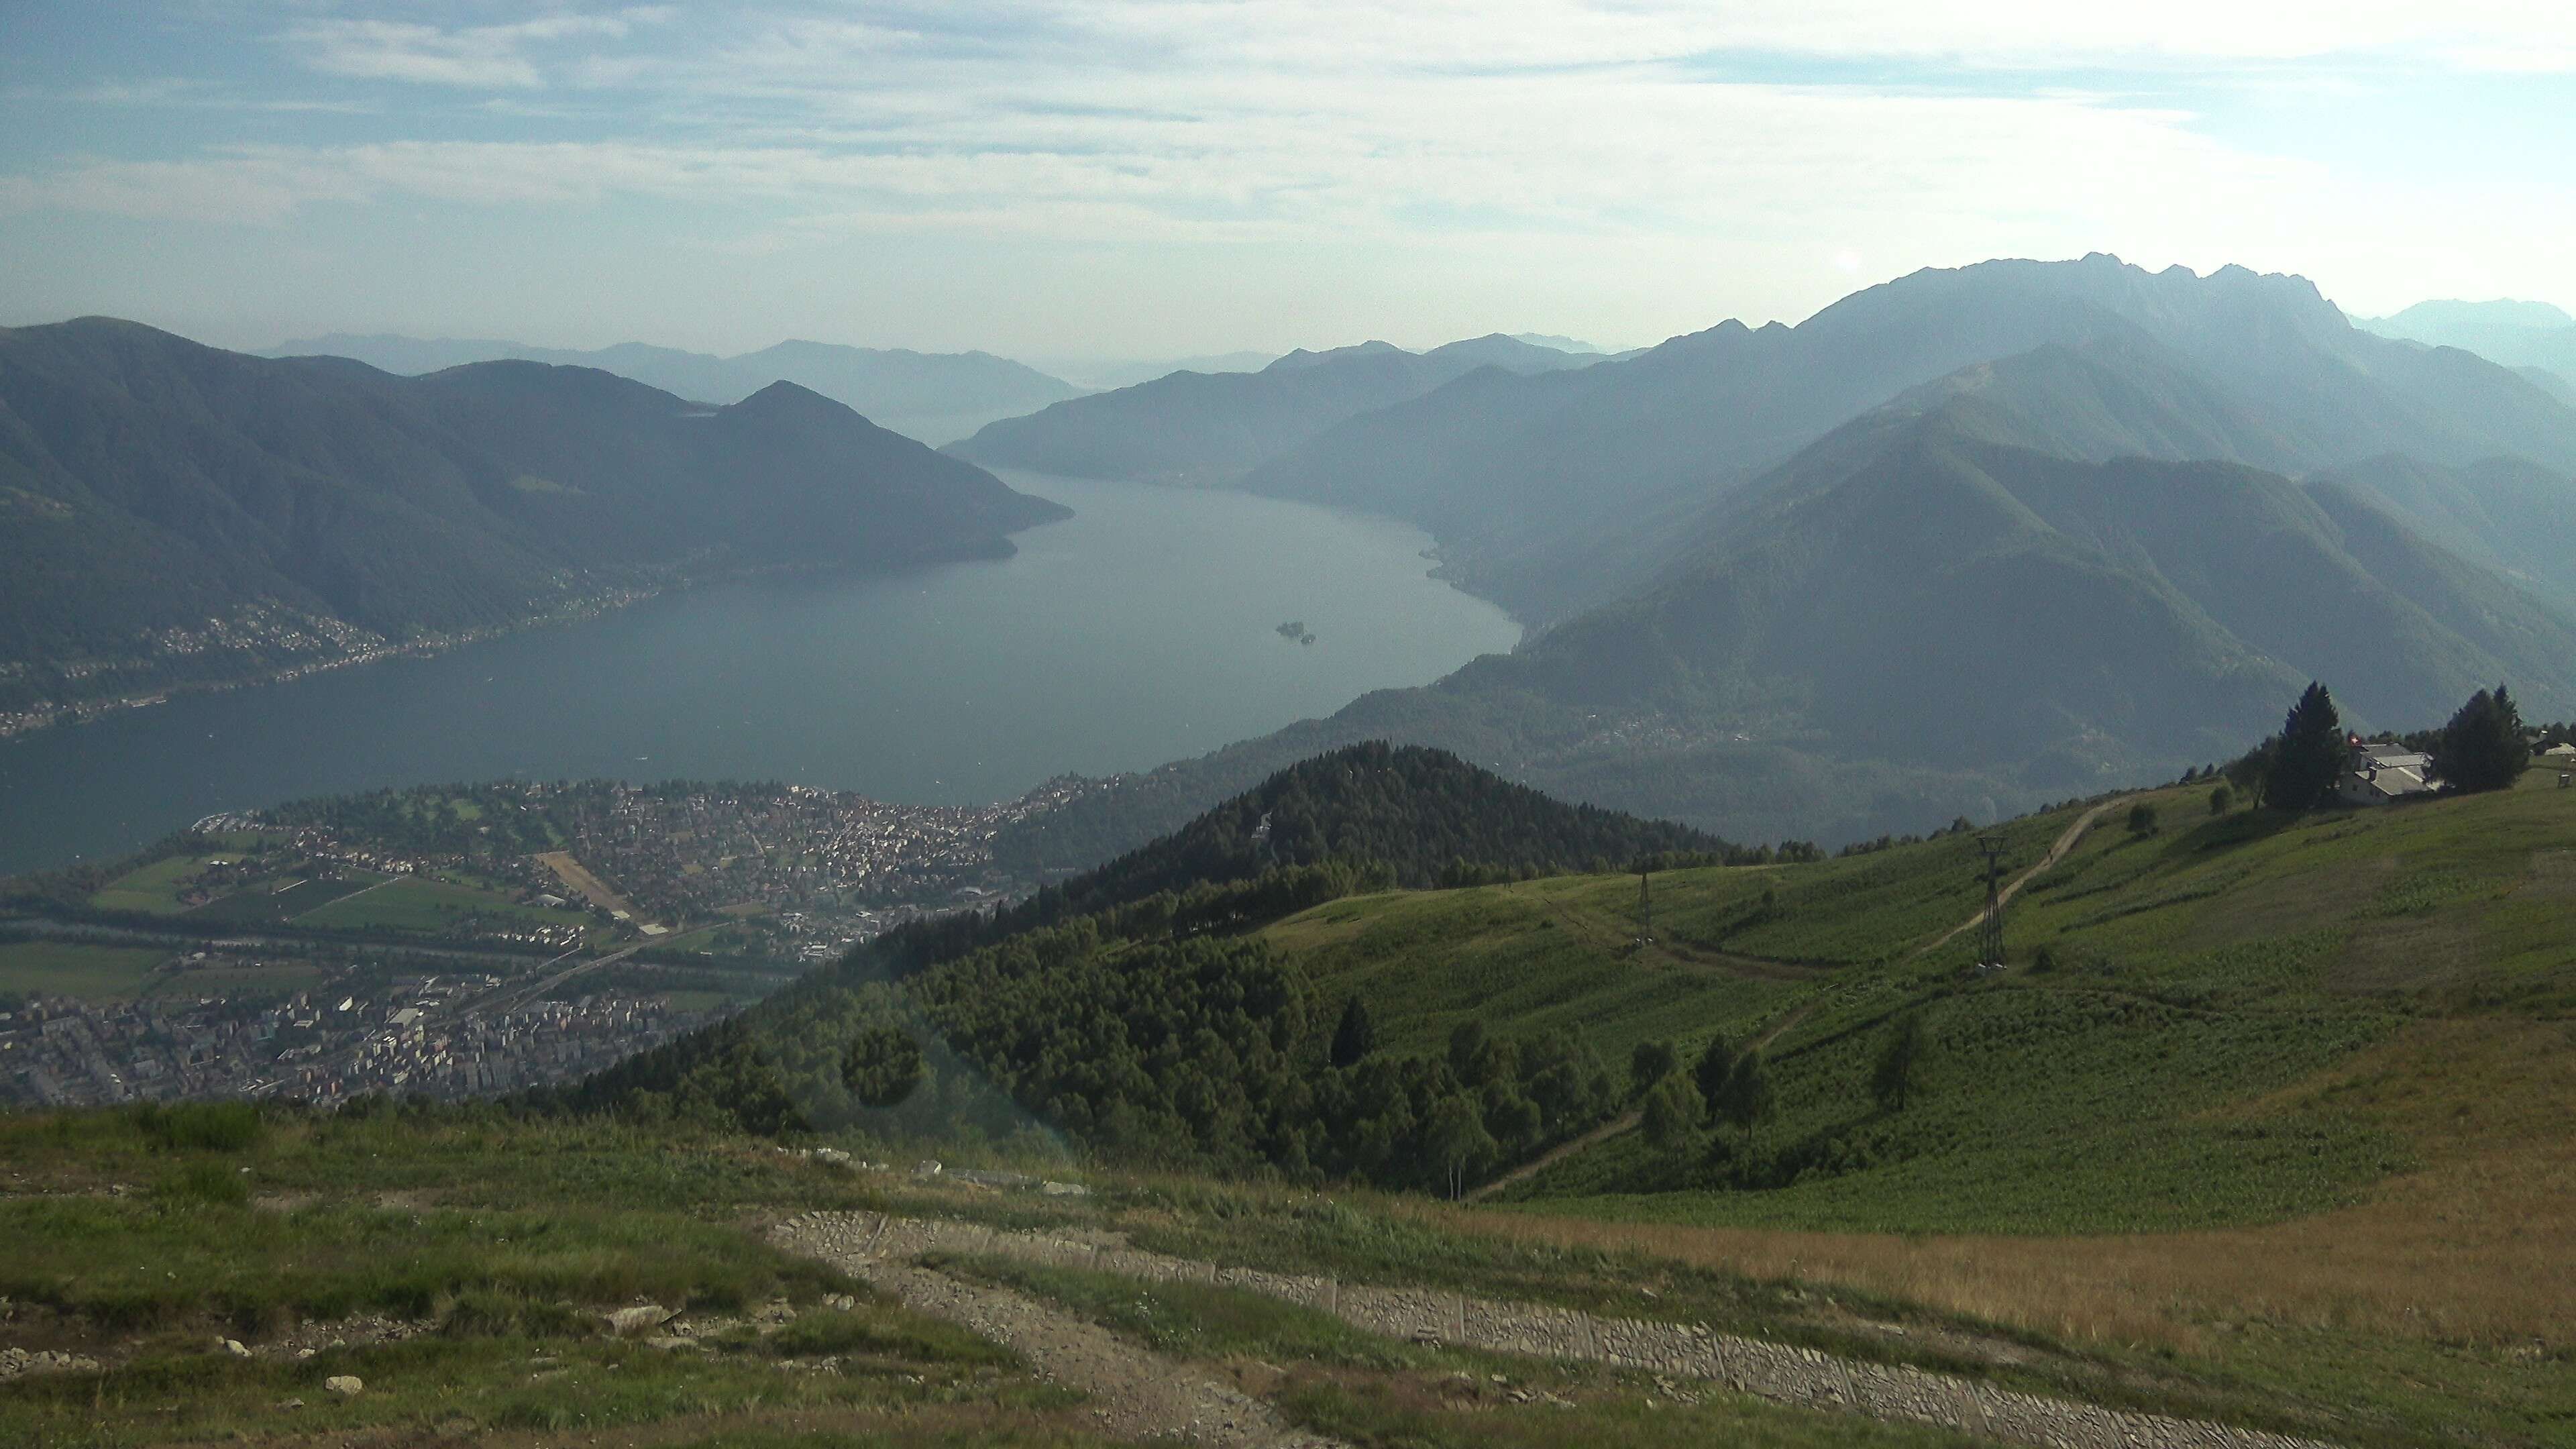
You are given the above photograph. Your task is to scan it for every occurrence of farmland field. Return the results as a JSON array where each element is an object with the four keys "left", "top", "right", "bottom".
[{"left": 0, "top": 941, "right": 169, "bottom": 1000}]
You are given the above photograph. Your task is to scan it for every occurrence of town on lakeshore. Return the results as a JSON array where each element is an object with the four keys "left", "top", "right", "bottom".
[{"left": 0, "top": 773, "right": 1108, "bottom": 1109}]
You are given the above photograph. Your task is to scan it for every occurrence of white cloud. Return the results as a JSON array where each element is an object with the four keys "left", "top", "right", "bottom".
[
  {"left": 282, "top": 12, "right": 656, "bottom": 89},
  {"left": 7, "top": 0, "right": 2570, "bottom": 345}
]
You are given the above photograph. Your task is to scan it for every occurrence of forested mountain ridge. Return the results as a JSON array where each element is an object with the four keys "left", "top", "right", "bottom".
[
  {"left": 0, "top": 317, "right": 1069, "bottom": 723},
  {"left": 266, "top": 331, "right": 1085, "bottom": 445},
  {"left": 998, "top": 741, "right": 1730, "bottom": 908},
  {"left": 945, "top": 332, "right": 1602, "bottom": 485},
  {"left": 1241, "top": 255, "right": 2576, "bottom": 625},
  {"left": 557, "top": 744, "right": 1722, "bottom": 1179}
]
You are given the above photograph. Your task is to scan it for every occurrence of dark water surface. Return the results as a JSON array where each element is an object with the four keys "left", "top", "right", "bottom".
[{"left": 0, "top": 475, "right": 1519, "bottom": 874}]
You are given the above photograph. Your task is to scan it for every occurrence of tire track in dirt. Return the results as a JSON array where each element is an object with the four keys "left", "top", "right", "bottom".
[
  {"left": 774, "top": 1212, "right": 2341, "bottom": 1449},
  {"left": 784, "top": 1214, "right": 1340, "bottom": 1447}
]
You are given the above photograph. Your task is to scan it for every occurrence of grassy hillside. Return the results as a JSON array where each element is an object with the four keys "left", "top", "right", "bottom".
[
  {"left": 7, "top": 777, "right": 2573, "bottom": 1446},
  {"left": 1254, "top": 772, "right": 2571, "bottom": 1238}
]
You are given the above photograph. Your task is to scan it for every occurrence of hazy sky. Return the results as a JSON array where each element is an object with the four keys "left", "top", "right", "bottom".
[{"left": 3, "top": 2, "right": 2572, "bottom": 359}]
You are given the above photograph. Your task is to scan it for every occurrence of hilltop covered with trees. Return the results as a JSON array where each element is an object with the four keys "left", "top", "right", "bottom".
[{"left": 548, "top": 745, "right": 1712, "bottom": 1187}]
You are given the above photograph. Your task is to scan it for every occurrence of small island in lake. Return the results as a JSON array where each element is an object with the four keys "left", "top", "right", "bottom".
[{"left": 1277, "top": 621, "right": 1316, "bottom": 645}]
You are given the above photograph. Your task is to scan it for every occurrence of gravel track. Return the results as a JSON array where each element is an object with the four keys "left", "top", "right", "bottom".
[
  {"left": 773, "top": 1211, "right": 2341, "bottom": 1449},
  {"left": 786, "top": 1212, "right": 1340, "bottom": 1446}
]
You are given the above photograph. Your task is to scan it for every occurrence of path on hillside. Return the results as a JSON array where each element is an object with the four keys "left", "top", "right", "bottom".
[
  {"left": 784, "top": 1214, "right": 1338, "bottom": 1447},
  {"left": 774, "top": 1212, "right": 2339, "bottom": 1449},
  {"left": 1464, "top": 1111, "right": 1642, "bottom": 1202},
  {"left": 1464, "top": 1000, "right": 1824, "bottom": 1203},
  {"left": 1919, "top": 798, "right": 2123, "bottom": 957}
]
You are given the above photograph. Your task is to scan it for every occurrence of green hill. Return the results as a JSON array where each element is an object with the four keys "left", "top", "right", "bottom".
[
  {"left": 0, "top": 318, "right": 1068, "bottom": 716},
  {"left": 10, "top": 773, "right": 2573, "bottom": 1449}
]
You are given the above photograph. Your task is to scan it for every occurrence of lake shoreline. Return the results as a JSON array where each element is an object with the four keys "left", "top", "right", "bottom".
[
  {"left": 0, "top": 533, "right": 1042, "bottom": 744},
  {"left": 0, "top": 477, "right": 1519, "bottom": 876}
]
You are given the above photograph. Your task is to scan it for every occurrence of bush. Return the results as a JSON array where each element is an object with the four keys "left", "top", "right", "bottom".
[
  {"left": 136, "top": 1102, "right": 263, "bottom": 1152},
  {"left": 2127, "top": 803, "right": 2161, "bottom": 837},
  {"left": 153, "top": 1160, "right": 251, "bottom": 1206},
  {"left": 2208, "top": 784, "right": 2233, "bottom": 815}
]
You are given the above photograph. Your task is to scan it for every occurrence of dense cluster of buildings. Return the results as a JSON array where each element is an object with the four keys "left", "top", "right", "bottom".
[
  {"left": 0, "top": 958, "right": 715, "bottom": 1109},
  {"left": 532, "top": 776, "right": 1095, "bottom": 943}
]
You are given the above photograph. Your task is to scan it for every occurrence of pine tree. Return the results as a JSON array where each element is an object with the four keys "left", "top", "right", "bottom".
[
  {"left": 1693, "top": 1034, "right": 1736, "bottom": 1122},
  {"left": 2262, "top": 682, "right": 2346, "bottom": 811},
  {"left": 2435, "top": 683, "right": 2530, "bottom": 793},
  {"left": 1870, "top": 1014, "right": 1926, "bottom": 1112},
  {"left": 1715, "top": 1052, "right": 1774, "bottom": 1138},
  {"left": 1629, "top": 1038, "right": 1679, "bottom": 1097},
  {"left": 1330, "top": 996, "right": 1376, "bottom": 1068}
]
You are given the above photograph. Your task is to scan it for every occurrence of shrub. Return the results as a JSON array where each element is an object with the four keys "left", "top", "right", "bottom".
[
  {"left": 136, "top": 1102, "right": 263, "bottom": 1152},
  {"left": 152, "top": 1160, "right": 251, "bottom": 1206}
]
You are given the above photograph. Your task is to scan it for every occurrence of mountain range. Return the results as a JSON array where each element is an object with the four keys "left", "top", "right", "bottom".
[
  {"left": 989, "top": 256, "right": 2576, "bottom": 859},
  {"left": 949, "top": 333, "right": 1608, "bottom": 486},
  {"left": 2355, "top": 299, "right": 2576, "bottom": 400},
  {"left": 264, "top": 333, "right": 1085, "bottom": 447},
  {"left": 1, "top": 318, "right": 1068, "bottom": 719}
]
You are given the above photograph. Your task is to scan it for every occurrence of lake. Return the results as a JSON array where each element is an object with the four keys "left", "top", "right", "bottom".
[{"left": 0, "top": 475, "right": 1520, "bottom": 875}]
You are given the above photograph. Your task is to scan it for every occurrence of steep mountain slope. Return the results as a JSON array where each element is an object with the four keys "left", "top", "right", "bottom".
[
  {"left": 946, "top": 333, "right": 1601, "bottom": 484},
  {"left": 0, "top": 318, "right": 1069, "bottom": 714},
  {"left": 2307, "top": 453, "right": 2576, "bottom": 610},
  {"left": 266, "top": 331, "right": 1085, "bottom": 445},
  {"left": 1247, "top": 256, "right": 2576, "bottom": 625},
  {"left": 998, "top": 344, "right": 2576, "bottom": 861}
]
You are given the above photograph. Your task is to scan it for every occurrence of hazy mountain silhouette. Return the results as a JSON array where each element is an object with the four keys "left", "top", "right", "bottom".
[
  {"left": 946, "top": 333, "right": 1604, "bottom": 484},
  {"left": 264, "top": 332, "right": 1083, "bottom": 446},
  {"left": 1024, "top": 325, "right": 2576, "bottom": 855},
  {"left": 1, "top": 319, "right": 1068, "bottom": 700},
  {"left": 1242, "top": 256, "right": 2576, "bottom": 625},
  {"left": 2353, "top": 299, "right": 2576, "bottom": 397}
]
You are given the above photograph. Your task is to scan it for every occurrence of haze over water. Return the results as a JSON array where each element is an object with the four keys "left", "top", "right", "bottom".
[{"left": 0, "top": 476, "right": 1519, "bottom": 875}]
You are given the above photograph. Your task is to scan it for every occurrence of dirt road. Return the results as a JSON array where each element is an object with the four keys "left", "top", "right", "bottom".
[
  {"left": 1919, "top": 798, "right": 2123, "bottom": 957},
  {"left": 774, "top": 1211, "right": 2341, "bottom": 1449}
]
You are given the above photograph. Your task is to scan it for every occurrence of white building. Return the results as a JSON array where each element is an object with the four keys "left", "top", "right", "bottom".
[{"left": 2337, "top": 740, "right": 2434, "bottom": 806}]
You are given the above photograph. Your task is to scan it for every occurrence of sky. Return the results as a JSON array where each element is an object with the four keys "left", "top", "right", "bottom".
[{"left": 2, "top": 1, "right": 2572, "bottom": 362}]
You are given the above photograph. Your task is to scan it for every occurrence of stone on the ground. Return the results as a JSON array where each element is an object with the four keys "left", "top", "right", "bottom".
[
  {"left": 323, "top": 1375, "right": 364, "bottom": 1397},
  {"left": 604, "top": 1304, "right": 674, "bottom": 1336}
]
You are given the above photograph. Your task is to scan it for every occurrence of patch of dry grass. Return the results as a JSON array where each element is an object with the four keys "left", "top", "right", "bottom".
[{"left": 1437, "top": 1016, "right": 2576, "bottom": 1352}]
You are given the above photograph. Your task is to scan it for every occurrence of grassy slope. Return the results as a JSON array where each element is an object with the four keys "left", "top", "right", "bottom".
[
  {"left": 1246, "top": 773, "right": 2576, "bottom": 1444},
  {"left": 1265, "top": 775, "right": 2574, "bottom": 1235}
]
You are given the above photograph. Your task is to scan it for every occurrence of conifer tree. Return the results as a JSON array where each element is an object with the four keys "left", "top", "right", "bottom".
[
  {"left": 2435, "top": 683, "right": 2530, "bottom": 793},
  {"left": 2262, "top": 682, "right": 2345, "bottom": 811},
  {"left": 1629, "top": 1038, "right": 1679, "bottom": 1097},
  {"left": 1330, "top": 996, "right": 1376, "bottom": 1068},
  {"left": 1870, "top": 1014, "right": 1926, "bottom": 1112},
  {"left": 1693, "top": 1034, "right": 1737, "bottom": 1121},
  {"left": 1715, "top": 1051, "right": 1774, "bottom": 1138}
]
